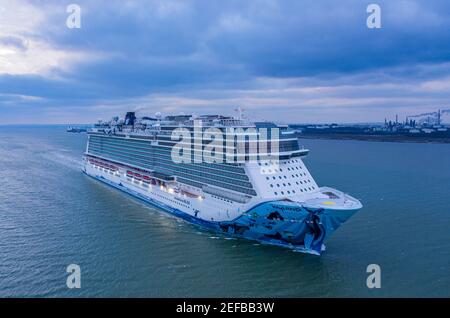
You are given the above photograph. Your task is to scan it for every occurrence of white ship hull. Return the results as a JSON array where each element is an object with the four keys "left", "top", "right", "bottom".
[{"left": 83, "top": 156, "right": 362, "bottom": 255}]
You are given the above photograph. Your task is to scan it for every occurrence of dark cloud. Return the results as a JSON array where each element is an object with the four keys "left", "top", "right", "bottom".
[
  {"left": 2, "top": 0, "right": 450, "bottom": 123},
  {"left": 0, "top": 36, "right": 28, "bottom": 51}
]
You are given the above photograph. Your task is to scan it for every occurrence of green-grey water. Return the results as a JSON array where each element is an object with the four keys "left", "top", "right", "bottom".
[{"left": 0, "top": 126, "right": 449, "bottom": 297}]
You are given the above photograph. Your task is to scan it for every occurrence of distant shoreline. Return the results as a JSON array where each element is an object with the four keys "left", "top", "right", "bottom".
[{"left": 296, "top": 133, "right": 450, "bottom": 144}]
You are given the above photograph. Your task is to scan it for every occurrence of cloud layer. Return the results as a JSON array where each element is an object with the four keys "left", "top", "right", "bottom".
[{"left": 1, "top": 0, "right": 450, "bottom": 124}]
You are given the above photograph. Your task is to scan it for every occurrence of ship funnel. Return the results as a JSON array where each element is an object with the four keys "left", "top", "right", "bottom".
[{"left": 125, "top": 112, "right": 136, "bottom": 126}]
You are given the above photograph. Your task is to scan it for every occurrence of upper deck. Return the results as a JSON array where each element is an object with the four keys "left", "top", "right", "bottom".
[{"left": 88, "top": 112, "right": 308, "bottom": 161}]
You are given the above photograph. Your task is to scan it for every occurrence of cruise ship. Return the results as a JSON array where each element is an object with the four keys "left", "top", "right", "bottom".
[{"left": 82, "top": 111, "right": 362, "bottom": 255}]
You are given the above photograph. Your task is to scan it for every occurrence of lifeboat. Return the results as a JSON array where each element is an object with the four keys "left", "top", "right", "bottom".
[{"left": 143, "top": 175, "right": 151, "bottom": 183}]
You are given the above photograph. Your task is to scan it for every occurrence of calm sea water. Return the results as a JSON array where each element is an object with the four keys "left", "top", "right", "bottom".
[{"left": 0, "top": 126, "right": 448, "bottom": 297}]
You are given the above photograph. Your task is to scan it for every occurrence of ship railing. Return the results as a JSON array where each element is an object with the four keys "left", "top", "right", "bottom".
[{"left": 202, "top": 185, "right": 251, "bottom": 203}]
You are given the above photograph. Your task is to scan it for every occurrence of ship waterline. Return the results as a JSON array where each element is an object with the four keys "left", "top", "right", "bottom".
[{"left": 83, "top": 112, "right": 362, "bottom": 255}]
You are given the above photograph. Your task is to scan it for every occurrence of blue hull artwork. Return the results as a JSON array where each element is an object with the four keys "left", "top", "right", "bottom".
[{"left": 219, "top": 201, "right": 358, "bottom": 255}]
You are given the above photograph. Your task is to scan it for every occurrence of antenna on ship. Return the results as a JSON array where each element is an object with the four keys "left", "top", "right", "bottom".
[{"left": 234, "top": 106, "right": 245, "bottom": 120}]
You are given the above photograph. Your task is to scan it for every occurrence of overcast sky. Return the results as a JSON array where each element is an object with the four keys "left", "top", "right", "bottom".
[{"left": 1, "top": 0, "right": 450, "bottom": 124}]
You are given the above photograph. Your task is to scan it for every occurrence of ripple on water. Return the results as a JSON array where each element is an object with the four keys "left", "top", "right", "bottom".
[{"left": 0, "top": 127, "right": 449, "bottom": 297}]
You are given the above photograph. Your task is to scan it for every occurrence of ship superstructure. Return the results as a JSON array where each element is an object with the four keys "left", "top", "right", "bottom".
[{"left": 83, "top": 111, "right": 362, "bottom": 255}]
